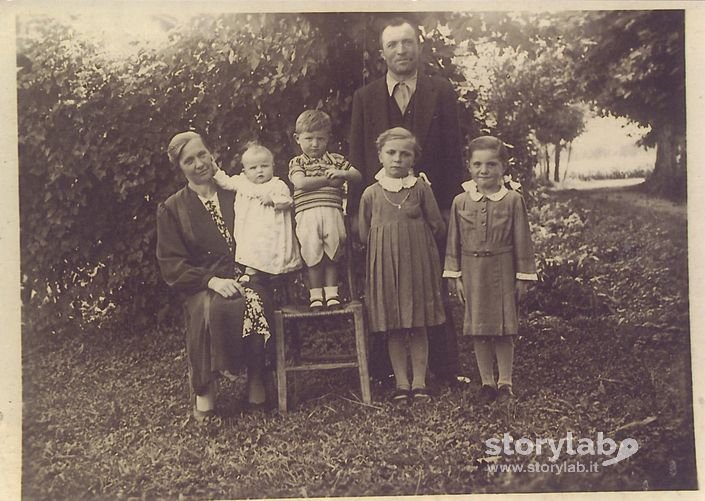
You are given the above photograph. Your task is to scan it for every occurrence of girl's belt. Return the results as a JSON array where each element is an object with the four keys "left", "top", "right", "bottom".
[{"left": 463, "top": 245, "right": 513, "bottom": 257}]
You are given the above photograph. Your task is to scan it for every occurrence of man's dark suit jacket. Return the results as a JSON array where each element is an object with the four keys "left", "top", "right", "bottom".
[{"left": 349, "top": 73, "right": 464, "bottom": 211}]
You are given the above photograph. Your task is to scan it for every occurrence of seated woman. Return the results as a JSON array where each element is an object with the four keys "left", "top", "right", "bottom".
[{"left": 156, "top": 131, "right": 272, "bottom": 421}]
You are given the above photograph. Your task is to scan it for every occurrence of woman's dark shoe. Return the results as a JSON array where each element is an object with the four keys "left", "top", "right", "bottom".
[
  {"left": 239, "top": 396, "right": 271, "bottom": 414},
  {"left": 478, "top": 385, "right": 498, "bottom": 405},
  {"left": 193, "top": 405, "right": 215, "bottom": 423},
  {"left": 388, "top": 388, "right": 411, "bottom": 404},
  {"left": 496, "top": 384, "right": 515, "bottom": 404}
]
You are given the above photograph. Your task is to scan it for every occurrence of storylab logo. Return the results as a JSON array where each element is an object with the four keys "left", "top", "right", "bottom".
[{"left": 484, "top": 432, "right": 639, "bottom": 468}]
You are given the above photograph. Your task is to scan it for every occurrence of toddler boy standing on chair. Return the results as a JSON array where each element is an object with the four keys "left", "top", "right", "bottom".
[{"left": 289, "top": 110, "right": 362, "bottom": 310}]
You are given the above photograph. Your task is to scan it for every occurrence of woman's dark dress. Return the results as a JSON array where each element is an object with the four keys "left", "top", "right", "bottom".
[{"left": 156, "top": 186, "right": 272, "bottom": 394}]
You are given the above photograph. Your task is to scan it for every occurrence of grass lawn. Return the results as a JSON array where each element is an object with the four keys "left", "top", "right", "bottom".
[{"left": 22, "top": 187, "right": 696, "bottom": 499}]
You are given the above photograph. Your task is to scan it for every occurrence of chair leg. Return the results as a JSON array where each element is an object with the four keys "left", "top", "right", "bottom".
[
  {"left": 274, "top": 311, "right": 287, "bottom": 413},
  {"left": 353, "top": 305, "right": 371, "bottom": 404}
]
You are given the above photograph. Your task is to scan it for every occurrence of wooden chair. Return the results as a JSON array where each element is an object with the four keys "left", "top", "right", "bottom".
[{"left": 273, "top": 193, "right": 371, "bottom": 413}]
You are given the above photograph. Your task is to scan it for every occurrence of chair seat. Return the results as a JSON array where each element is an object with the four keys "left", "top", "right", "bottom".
[{"left": 276, "top": 300, "right": 363, "bottom": 318}]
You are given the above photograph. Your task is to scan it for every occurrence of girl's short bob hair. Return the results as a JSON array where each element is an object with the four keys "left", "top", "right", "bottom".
[
  {"left": 467, "top": 135, "right": 510, "bottom": 164},
  {"left": 375, "top": 127, "right": 422, "bottom": 158}
]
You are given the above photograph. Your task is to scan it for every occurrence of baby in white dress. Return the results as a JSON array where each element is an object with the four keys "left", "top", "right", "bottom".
[{"left": 213, "top": 143, "right": 302, "bottom": 279}]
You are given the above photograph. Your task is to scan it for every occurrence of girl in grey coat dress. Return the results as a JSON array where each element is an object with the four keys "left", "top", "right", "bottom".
[{"left": 444, "top": 136, "right": 537, "bottom": 404}]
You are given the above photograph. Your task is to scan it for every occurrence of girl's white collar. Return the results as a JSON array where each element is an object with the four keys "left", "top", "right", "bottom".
[
  {"left": 462, "top": 179, "right": 509, "bottom": 201},
  {"left": 375, "top": 168, "right": 418, "bottom": 192}
]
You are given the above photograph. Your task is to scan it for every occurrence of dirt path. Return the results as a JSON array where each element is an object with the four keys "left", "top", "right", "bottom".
[{"left": 552, "top": 183, "right": 687, "bottom": 219}]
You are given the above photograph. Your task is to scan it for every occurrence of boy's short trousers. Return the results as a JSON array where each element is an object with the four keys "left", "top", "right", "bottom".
[{"left": 294, "top": 206, "right": 346, "bottom": 266}]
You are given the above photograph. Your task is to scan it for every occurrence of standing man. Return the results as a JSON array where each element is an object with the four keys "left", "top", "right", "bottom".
[{"left": 350, "top": 17, "right": 465, "bottom": 386}]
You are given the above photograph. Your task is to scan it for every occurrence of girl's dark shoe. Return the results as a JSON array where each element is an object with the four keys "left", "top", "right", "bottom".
[
  {"left": 412, "top": 387, "right": 432, "bottom": 401},
  {"left": 389, "top": 388, "right": 411, "bottom": 404},
  {"left": 478, "top": 385, "right": 498, "bottom": 405},
  {"left": 496, "top": 384, "right": 515, "bottom": 404}
]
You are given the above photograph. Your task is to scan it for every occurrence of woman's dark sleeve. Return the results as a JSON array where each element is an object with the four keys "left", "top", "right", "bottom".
[{"left": 156, "top": 202, "right": 216, "bottom": 294}]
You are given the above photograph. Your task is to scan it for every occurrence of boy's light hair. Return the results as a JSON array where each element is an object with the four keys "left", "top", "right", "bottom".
[
  {"left": 468, "top": 136, "right": 509, "bottom": 163},
  {"left": 375, "top": 126, "right": 422, "bottom": 158},
  {"left": 242, "top": 141, "right": 274, "bottom": 164},
  {"left": 295, "top": 110, "right": 332, "bottom": 134}
]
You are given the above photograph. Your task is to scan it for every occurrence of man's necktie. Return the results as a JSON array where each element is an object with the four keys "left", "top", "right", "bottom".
[{"left": 394, "top": 81, "right": 411, "bottom": 115}]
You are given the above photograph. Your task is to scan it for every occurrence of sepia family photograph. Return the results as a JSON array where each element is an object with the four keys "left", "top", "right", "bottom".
[{"left": 5, "top": 0, "right": 703, "bottom": 499}]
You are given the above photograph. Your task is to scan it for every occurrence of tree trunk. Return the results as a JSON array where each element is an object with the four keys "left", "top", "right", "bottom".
[
  {"left": 544, "top": 145, "right": 551, "bottom": 181},
  {"left": 648, "top": 124, "right": 686, "bottom": 199},
  {"left": 563, "top": 141, "right": 573, "bottom": 182},
  {"left": 553, "top": 141, "right": 562, "bottom": 183}
]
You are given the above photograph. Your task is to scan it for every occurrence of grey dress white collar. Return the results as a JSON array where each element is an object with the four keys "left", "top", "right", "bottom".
[
  {"left": 462, "top": 179, "right": 509, "bottom": 201},
  {"left": 375, "top": 168, "right": 419, "bottom": 192}
]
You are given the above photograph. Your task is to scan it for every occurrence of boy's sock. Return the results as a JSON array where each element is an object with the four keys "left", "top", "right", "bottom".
[
  {"left": 323, "top": 285, "right": 339, "bottom": 299},
  {"left": 387, "top": 330, "right": 411, "bottom": 390},
  {"left": 409, "top": 327, "right": 429, "bottom": 390},
  {"left": 309, "top": 288, "right": 324, "bottom": 303},
  {"left": 473, "top": 337, "right": 496, "bottom": 387},
  {"left": 495, "top": 336, "right": 515, "bottom": 388}
]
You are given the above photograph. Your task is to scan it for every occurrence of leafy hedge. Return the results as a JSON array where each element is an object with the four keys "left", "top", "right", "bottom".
[{"left": 18, "top": 13, "right": 492, "bottom": 334}]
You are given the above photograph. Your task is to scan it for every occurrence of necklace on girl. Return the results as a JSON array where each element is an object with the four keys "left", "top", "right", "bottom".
[{"left": 382, "top": 190, "right": 411, "bottom": 209}]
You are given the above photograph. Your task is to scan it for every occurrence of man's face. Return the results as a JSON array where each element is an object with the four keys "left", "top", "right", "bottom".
[{"left": 381, "top": 23, "right": 419, "bottom": 77}]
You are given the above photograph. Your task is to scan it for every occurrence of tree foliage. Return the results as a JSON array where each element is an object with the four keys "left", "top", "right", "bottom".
[
  {"left": 565, "top": 10, "right": 686, "bottom": 197},
  {"left": 18, "top": 14, "right": 331, "bottom": 333},
  {"left": 452, "top": 12, "right": 586, "bottom": 185}
]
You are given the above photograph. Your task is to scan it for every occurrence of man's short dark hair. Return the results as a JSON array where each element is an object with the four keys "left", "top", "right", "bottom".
[{"left": 379, "top": 17, "right": 420, "bottom": 46}]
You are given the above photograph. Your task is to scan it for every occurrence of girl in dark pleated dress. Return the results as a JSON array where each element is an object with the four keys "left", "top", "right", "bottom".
[{"left": 358, "top": 127, "right": 446, "bottom": 403}]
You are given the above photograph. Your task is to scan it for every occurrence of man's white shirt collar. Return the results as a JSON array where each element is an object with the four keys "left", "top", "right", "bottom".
[
  {"left": 386, "top": 72, "right": 418, "bottom": 97},
  {"left": 375, "top": 168, "right": 418, "bottom": 192},
  {"left": 462, "top": 180, "right": 508, "bottom": 201}
]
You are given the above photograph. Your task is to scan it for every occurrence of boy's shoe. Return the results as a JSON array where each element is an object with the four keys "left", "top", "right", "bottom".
[
  {"left": 309, "top": 298, "right": 324, "bottom": 310},
  {"left": 325, "top": 296, "right": 342, "bottom": 309},
  {"left": 496, "top": 384, "right": 515, "bottom": 404},
  {"left": 478, "top": 385, "right": 498, "bottom": 405}
]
